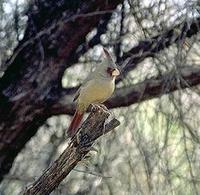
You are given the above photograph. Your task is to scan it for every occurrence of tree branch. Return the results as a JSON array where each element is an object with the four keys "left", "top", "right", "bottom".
[
  {"left": 22, "top": 107, "right": 120, "bottom": 195},
  {"left": 74, "top": 13, "right": 112, "bottom": 65},
  {"left": 51, "top": 66, "right": 200, "bottom": 115},
  {"left": 117, "top": 17, "right": 200, "bottom": 81},
  {"left": 107, "top": 66, "right": 200, "bottom": 108}
]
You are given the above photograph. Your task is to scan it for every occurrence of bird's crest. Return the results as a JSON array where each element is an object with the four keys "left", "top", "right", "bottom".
[{"left": 103, "top": 48, "right": 114, "bottom": 61}]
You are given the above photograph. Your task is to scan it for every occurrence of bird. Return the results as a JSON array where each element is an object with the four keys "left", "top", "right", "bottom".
[{"left": 67, "top": 48, "right": 120, "bottom": 137}]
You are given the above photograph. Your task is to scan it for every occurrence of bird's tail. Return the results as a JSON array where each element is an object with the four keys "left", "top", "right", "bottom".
[{"left": 67, "top": 110, "right": 84, "bottom": 137}]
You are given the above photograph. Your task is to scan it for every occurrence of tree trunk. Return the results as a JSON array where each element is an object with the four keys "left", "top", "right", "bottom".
[{"left": 0, "top": 0, "right": 123, "bottom": 182}]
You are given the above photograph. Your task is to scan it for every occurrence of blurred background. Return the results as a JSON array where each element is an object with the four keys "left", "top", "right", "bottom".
[{"left": 0, "top": 0, "right": 200, "bottom": 194}]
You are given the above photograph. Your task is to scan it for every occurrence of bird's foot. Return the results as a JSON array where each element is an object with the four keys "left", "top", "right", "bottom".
[
  {"left": 98, "top": 104, "right": 109, "bottom": 111},
  {"left": 90, "top": 103, "right": 108, "bottom": 112}
]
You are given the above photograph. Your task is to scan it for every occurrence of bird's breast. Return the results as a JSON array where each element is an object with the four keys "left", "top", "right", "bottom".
[{"left": 78, "top": 78, "right": 115, "bottom": 107}]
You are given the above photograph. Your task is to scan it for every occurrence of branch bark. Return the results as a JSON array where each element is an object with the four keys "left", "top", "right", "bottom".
[
  {"left": 51, "top": 66, "right": 200, "bottom": 115},
  {"left": 107, "top": 66, "right": 200, "bottom": 108},
  {"left": 117, "top": 17, "right": 200, "bottom": 81},
  {"left": 22, "top": 107, "right": 120, "bottom": 195}
]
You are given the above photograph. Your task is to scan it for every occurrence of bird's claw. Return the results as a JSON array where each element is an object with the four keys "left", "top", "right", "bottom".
[
  {"left": 98, "top": 104, "right": 108, "bottom": 111},
  {"left": 90, "top": 103, "right": 108, "bottom": 112}
]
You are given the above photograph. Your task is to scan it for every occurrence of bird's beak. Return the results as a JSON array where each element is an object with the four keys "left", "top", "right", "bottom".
[{"left": 111, "top": 68, "right": 120, "bottom": 76}]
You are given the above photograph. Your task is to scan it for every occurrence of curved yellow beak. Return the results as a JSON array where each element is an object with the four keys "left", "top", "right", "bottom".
[{"left": 112, "top": 68, "right": 120, "bottom": 76}]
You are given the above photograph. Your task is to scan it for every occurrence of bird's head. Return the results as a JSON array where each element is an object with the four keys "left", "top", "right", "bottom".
[{"left": 102, "top": 48, "right": 120, "bottom": 78}]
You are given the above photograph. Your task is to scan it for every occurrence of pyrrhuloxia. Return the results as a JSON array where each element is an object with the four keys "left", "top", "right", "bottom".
[{"left": 67, "top": 48, "right": 120, "bottom": 137}]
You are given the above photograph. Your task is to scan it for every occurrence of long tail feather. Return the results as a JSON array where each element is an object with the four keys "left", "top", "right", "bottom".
[{"left": 67, "top": 110, "right": 84, "bottom": 137}]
